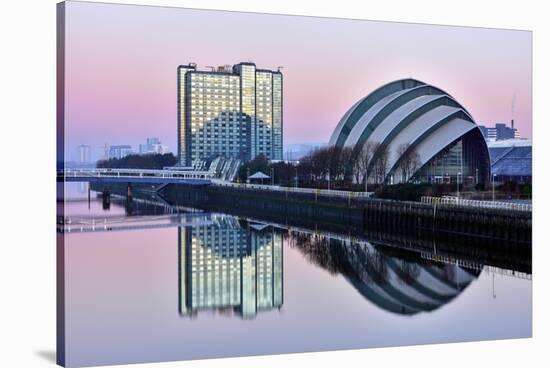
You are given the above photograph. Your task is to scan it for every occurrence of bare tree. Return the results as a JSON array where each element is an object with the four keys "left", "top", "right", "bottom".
[
  {"left": 395, "top": 260, "right": 421, "bottom": 285},
  {"left": 315, "top": 145, "right": 354, "bottom": 187},
  {"left": 352, "top": 153, "right": 363, "bottom": 187},
  {"left": 327, "top": 145, "right": 342, "bottom": 184},
  {"left": 409, "top": 151, "right": 422, "bottom": 183},
  {"left": 303, "top": 145, "right": 366, "bottom": 188},
  {"left": 371, "top": 142, "right": 390, "bottom": 184},
  {"left": 309, "top": 147, "right": 331, "bottom": 182},
  {"left": 396, "top": 143, "right": 422, "bottom": 183},
  {"left": 297, "top": 153, "right": 314, "bottom": 185},
  {"left": 353, "top": 141, "right": 376, "bottom": 191},
  {"left": 337, "top": 146, "right": 354, "bottom": 186},
  {"left": 365, "top": 248, "right": 389, "bottom": 285}
]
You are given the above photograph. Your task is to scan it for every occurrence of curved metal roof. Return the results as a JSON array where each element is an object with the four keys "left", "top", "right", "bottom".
[{"left": 329, "top": 79, "right": 484, "bottom": 183}]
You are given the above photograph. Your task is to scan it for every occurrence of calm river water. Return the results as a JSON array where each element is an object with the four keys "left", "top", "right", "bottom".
[{"left": 59, "top": 183, "right": 532, "bottom": 367}]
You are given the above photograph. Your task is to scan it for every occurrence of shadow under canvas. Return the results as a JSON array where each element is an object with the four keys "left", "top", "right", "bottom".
[{"left": 35, "top": 350, "right": 57, "bottom": 364}]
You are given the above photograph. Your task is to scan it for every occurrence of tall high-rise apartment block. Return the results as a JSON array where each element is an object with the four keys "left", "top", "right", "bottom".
[{"left": 177, "top": 62, "right": 283, "bottom": 166}]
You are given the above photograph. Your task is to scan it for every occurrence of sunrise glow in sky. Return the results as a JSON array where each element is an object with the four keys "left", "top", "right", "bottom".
[{"left": 63, "top": 1, "right": 532, "bottom": 161}]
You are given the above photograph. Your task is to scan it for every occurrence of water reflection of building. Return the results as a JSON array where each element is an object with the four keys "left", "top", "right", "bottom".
[
  {"left": 77, "top": 182, "right": 88, "bottom": 194},
  {"left": 179, "top": 216, "right": 283, "bottom": 319},
  {"left": 78, "top": 144, "right": 91, "bottom": 164},
  {"left": 291, "top": 233, "right": 480, "bottom": 315}
]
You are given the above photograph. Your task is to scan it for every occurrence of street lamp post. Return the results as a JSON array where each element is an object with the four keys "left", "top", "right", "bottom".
[
  {"left": 493, "top": 174, "right": 496, "bottom": 202},
  {"left": 457, "top": 172, "right": 461, "bottom": 198},
  {"left": 328, "top": 169, "right": 330, "bottom": 191},
  {"left": 295, "top": 167, "right": 298, "bottom": 188},
  {"left": 271, "top": 167, "right": 274, "bottom": 186}
]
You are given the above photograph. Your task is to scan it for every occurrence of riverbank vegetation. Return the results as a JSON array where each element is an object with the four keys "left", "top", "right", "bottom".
[{"left": 96, "top": 153, "right": 177, "bottom": 170}]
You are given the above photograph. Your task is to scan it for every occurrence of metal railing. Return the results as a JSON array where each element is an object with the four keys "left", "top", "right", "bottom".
[
  {"left": 420, "top": 196, "right": 532, "bottom": 212},
  {"left": 421, "top": 251, "right": 531, "bottom": 280},
  {"left": 212, "top": 179, "right": 374, "bottom": 199},
  {"left": 59, "top": 212, "right": 213, "bottom": 233},
  {"left": 60, "top": 168, "right": 214, "bottom": 180}
]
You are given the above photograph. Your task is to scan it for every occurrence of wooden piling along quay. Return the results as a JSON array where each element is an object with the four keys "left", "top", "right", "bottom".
[{"left": 160, "top": 184, "right": 531, "bottom": 243}]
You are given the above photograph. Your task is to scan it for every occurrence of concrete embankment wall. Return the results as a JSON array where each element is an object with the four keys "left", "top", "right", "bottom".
[{"left": 160, "top": 184, "right": 531, "bottom": 243}]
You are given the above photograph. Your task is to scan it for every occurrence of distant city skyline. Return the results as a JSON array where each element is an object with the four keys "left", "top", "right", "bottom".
[
  {"left": 69, "top": 119, "right": 523, "bottom": 163},
  {"left": 63, "top": 2, "right": 532, "bottom": 162},
  {"left": 68, "top": 137, "right": 170, "bottom": 162}
]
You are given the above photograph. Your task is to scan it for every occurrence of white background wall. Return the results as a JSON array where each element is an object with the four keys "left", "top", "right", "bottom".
[{"left": 0, "top": 0, "right": 548, "bottom": 367}]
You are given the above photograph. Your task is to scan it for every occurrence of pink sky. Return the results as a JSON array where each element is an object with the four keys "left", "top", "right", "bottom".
[{"left": 63, "top": 1, "right": 532, "bottom": 161}]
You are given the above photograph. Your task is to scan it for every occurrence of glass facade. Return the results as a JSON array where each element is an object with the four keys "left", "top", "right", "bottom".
[
  {"left": 413, "top": 129, "right": 490, "bottom": 185},
  {"left": 239, "top": 64, "right": 256, "bottom": 159},
  {"left": 272, "top": 73, "right": 283, "bottom": 160},
  {"left": 178, "top": 217, "right": 283, "bottom": 319},
  {"left": 255, "top": 71, "right": 273, "bottom": 159},
  {"left": 177, "top": 62, "right": 283, "bottom": 166},
  {"left": 177, "top": 65, "right": 196, "bottom": 165},
  {"left": 186, "top": 73, "right": 245, "bottom": 162}
]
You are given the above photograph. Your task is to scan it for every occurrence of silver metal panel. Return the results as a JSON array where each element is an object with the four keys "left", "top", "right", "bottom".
[
  {"left": 327, "top": 96, "right": 367, "bottom": 146},
  {"left": 366, "top": 94, "right": 444, "bottom": 146},
  {"left": 328, "top": 79, "right": 486, "bottom": 185},
  {"left": 329, "top": 79, "right": 426, "bottom": 146},
  {"left": 343, "top": 88, "right": 415, "bottom": 147},
  {"left": 384, "top": 265, "right": 442, "bottom": 306},
  {"left": 385, "top": 105, "right": 466, "bottom": 171},
  {"left": 392, "top": 118, "right": 476, "bottom": 183}
]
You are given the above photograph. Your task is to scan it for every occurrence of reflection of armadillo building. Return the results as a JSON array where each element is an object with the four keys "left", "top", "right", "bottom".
[
  {"left": 292, "top": 234, "right": 479, "bottom": 315},
  {"left": 179, "top": 216, "right": 283, "bottom": 319},
  {"left": 345, "top": 245, "right": 479, "bottom": 315}
]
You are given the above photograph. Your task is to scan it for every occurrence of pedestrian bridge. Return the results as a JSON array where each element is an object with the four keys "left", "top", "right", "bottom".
[{"left": 58, "top": 168, "right": 213, "bottom": 185}]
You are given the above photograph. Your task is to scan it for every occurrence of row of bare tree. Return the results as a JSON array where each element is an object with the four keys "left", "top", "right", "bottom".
[{"left": 296, "top": 142, "right": 421, "bottom": 188}]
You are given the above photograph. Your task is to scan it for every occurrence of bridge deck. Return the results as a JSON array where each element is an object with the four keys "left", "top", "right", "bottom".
[
  {"left": 62, "top": 176, "right": 211, "bottom": 185},
  {"left": 58, "top": 168, "right": 213, "bottom": 185}
]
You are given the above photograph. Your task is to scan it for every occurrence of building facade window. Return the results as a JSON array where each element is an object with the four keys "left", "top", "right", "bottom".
[{"left": 177, "top": 62, "right": 283, "bottom": 166}]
